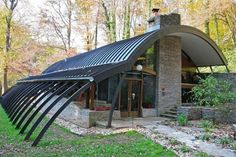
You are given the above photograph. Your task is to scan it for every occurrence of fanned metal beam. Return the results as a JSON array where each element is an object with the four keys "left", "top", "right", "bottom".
[
  {"left": 12, "top": 82, "right": 54, "bottom": 125},
  {"left": 2, "top": 84, "right": 22, "bottom": 111},
  {"left": 19, "top": 82, "right": 69, "bottom": 135},
  {"left": 32, "top": 82, "right": 91, "bottom": 146},
  {"left": 10, "top": 83, "right": 48, "bottom": 121},
  {"left": 7, "top": 83, "right": 36, "bottom": 115},
  {"left": 5, "top": 83, "right": 30, "bottom": 113},
  {"left": 9, "top": 83, "right": 45, "bottom": 119},
  {"left": 16, "top": 82, "right": 60, "bottom": 130},
  {"left": 24, "top": 82, "right": 80, "bottom": 141}
]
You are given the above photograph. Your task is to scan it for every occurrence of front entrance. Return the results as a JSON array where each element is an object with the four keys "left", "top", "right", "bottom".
[{"left": 120, "top": 79, "right": 142, "bottom": 117}]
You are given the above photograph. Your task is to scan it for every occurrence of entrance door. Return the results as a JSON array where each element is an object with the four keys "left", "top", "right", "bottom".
[{"left": 120, "top": 79, "right": 141, "bottom": 117}]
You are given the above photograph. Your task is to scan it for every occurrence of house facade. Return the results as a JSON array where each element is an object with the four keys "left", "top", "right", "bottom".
[{"left": 1, "top": 14, "right": 228, "bottom": 146}]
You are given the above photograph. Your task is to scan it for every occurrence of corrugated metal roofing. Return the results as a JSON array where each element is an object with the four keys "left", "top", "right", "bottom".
[
  {"left": 37, "top": 25, "right": 227, "bottom": 82},
  {"left": 43, "top": 31, "right": 155, "bottom": 74}
]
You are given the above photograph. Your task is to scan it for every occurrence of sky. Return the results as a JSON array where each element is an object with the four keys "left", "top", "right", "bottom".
[{"left": 29, "top": 0, "right": 46, "bottom": 11}]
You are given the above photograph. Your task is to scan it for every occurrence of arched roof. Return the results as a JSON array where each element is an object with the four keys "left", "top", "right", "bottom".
[{"left": 23, "top": 25, "right": 226, "bottom": 83}]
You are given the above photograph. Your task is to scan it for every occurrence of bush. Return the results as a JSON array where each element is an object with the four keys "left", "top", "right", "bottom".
[
  {"left": 199, "top": 133, "right": 212, "bottom": 141},
  {"left": 231, "top": 143, "right": 236, "bottom": 150},
  {"left": 177, "top": 114, "right": 188, "bottom": 126},
  {"left": 180, "top": 145, "right": 191, "bottom": 153},
  {"left": 198, "top": 120, "right": 214, "bottom": 132},
  {"left": 195, "top": 151, "right": 210, "bottom": 157},
  {"left": 169, "top": 139, "right": 179, "bottom": 145},
  {"left": 192, "top": 75, "right": 236, "bottom": 107},
  {"left": 218, "top": 136, "right": 231, "bottom": 145}
]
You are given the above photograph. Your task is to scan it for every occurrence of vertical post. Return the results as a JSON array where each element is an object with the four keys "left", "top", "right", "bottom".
[
  {"left": 89, "top": 84, "right": 95, "bottom": 110},
  {"left": 107, "top": 73, "right": 126, "bottom": 128},
  {"left": 210, "top": 66, "right": 214, "bottom": 73},
  {"left": 86, "top": 88, "right": 90, "bottom": 108},
  {"left": 225, "top": 65, "right": 230, "bottom": 73}
]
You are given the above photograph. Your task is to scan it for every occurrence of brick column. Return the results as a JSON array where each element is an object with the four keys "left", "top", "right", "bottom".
[
  {"left": 155, "top": 13, "right": 182, "bottom": 115},
  {"left": 157, "top": 36, "right": 181, "bottom": 115}
]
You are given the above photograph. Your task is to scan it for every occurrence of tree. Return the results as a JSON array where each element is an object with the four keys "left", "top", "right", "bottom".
[
  {"left": 101, "top": 0, "right": 117, "bottom": 43},
  {"left": 122, "top": 0, "right": 131, "bottom": 39},
  {"left": 1, "top": 0, "right": 18, "bottom": 94},
  {"left": 77, "top": 0, "right": 99, "bottom": 51},
  {"left": 40, "top": 0, "right": 75, "bottom": 52}
]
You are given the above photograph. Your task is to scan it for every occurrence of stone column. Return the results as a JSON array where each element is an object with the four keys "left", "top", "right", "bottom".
[{"left": 155, "top": 13, "right": 182, "bottom": 115}]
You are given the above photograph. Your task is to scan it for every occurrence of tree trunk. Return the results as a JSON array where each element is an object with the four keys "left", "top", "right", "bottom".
[
  {"left": 101, "top": 0, "right": 116, "bottom": 43},
  {"left": 67, "top": 0, "right": 72, "bottom": 50},
  {"left": 95, "top": 4, "right": 100, "bottom": 49},
  {"left": 122, "top": 0, "right": 131, "bottom": 39},
  {"left": 214, "top": 15, "right": 219, "bottom": 44},
  {"left": 204, "top": 0, "right": 210, "bottom": 37},
  {"left": 204, "top": 20, "right": 210, "bottom": 37},
  {"left": 2, "top": 15, "right": 12, "bottom": 94},
  {"left": 2, "top": 67, "right": 8, "bottom": 94},
  {"left": 110, "top": 1, "right": 116, "bottom": 42},
  {"left": 1, "top": 0, "right": 18, "bottom": 94}
]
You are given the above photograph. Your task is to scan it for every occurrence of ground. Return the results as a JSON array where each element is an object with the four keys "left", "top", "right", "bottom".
[
  {"left": 0, "top": 106, "right": 176, "bottom": 157},
  {"left": 1, "top": 106, "right": 236, "bottom": 157}
]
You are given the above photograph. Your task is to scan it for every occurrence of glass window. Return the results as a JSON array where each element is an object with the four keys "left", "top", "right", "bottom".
[
  {"left": 142, "top": 74, "right": 155, "bottom": 108},
  {"left": 135, "top": 45, "right": 156, "bottom": 71}
]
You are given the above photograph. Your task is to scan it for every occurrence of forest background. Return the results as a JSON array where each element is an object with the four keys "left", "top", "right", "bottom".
[{"left": 0, "top": 0, "right": 236, "bottom": 94}]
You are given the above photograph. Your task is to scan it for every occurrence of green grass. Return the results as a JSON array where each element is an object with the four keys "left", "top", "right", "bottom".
[{"left": 0, "top": 106, "right": 177, "bottom": 157}]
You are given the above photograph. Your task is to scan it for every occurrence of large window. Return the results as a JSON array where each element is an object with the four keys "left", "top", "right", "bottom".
[
  {"left": 135, "top": 45, "right": 156, "bottom": 71},
  {"left": 142, "top": 75, "right": 155, "bottom": 108}
]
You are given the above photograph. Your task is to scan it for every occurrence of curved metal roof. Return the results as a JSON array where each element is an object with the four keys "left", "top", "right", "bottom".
[{"left": 39, "top": 25, "right": 227, "bottom": 78}]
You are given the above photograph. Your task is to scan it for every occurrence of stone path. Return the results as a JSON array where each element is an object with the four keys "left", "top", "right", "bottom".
[
  {"left": 53, "top": 116, "right": 236, "bottom": 157},
  {"left": 144, "top": 124, "right": 236, "bottom": 157}
]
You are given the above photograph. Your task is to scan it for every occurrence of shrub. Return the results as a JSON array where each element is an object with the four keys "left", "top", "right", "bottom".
[
  {"left": 195, "top": 151, "right": 210, "bottom": 157},
  {"left": 199, "top": 133, "right": 212, "bottom": 141},
  {"left": 169, "top": 139, "right": 179, "bottom": 145},
  {"left": 191, "top": 75, "right": 236, "bottom": 107},
  {"left": 218, "top": 136, "right": 231, "bottom": 145},
  {"left": 199, "top": 120, "right": 214, "bottom": 132},
  {"left": 231, "top": 143, "right": 236, "bottom": 150},
  {"left": 177, "top": 114, "right": 188, "bottom": 126},
  {"left": 180, "top": 145, "right": 191, "bottom": 153}
]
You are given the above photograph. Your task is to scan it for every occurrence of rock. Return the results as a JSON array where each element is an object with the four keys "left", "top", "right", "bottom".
[{"left": 233, "top": 124, "right": 236, "bottom": 140}]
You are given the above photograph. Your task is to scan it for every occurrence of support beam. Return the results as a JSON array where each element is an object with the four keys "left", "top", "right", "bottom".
[
  {"left": 12, "top": 82, "right": 54, "bottom": 125},
  {"left": 32, "top": 82, "right": 91, "bottom": 146},
  {"left": 9, "top": 83, "right": 42, "bottom": 118},
  {"left": 16, "top": 82, "right": 60, "bottom": 129},
  {"left": 225, "top": 65, "right": 230, "bottom": 72},
  {"left": 210, "top": 66, "right": 214, "bottom": 73},
  {"left": 107, "top": 73, "right": 126, "bottom": 128},
  {"left": 19, "top": 82, "right": 69, "bottom": 135},
  {"left": 89, "top": 84, "right": 95, "bottom": 110},
  {"left": 24, "top": 82, "right": 80, "bottom": 141},
  {"left": 10, "top": 83, "right": 47, "bottom": 121}
]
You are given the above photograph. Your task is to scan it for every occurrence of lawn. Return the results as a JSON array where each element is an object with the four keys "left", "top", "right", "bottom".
[{"left": 0, "top": 106, "right": 177, "bottom": 157}]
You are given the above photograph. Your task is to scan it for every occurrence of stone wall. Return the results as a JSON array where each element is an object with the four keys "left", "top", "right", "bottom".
[
  {"left": 38, "top": 94, "right": 121, "bottom": 128},
  {"left": 160, "top": 13, "right": 181, "bottom": 28},
  {"left": 177, "top": 106, "right": 202, "bottom": 120},
  {"left": 142, "top": 108, "right": 157, "bottom": 117},
  {"left": 177, "top": 106, "right": 236, "bottom": 123},
  {"left": 156, "top": 36, "right": 182, "bottom": 115}
]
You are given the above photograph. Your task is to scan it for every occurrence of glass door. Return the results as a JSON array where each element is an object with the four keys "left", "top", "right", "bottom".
[{"left": 120, "top": 79, "right": 141, "bottom": 117}]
